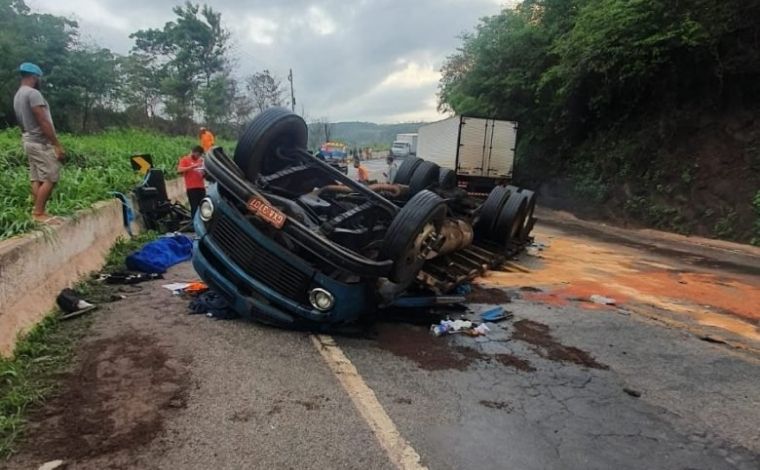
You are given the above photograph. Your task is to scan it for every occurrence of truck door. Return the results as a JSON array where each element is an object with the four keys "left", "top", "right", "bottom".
[{"left": 457, "top": 117, "right": 489, "bottom": 177}]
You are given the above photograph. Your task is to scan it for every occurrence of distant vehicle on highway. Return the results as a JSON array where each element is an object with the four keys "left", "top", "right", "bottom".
[
  {"left": 319, "top": 142, "right": 348, "bottom": 173},
  {"left": 390, "top": 133, "right": 418, "bottom": 158},
  {"left": 417, "top": 116, "right": 517, "bottom": 194}
]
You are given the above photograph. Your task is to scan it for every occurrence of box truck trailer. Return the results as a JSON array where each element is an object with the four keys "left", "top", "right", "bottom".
[{"left": 417, "top": 116, "right": 517, "bottom": 194}]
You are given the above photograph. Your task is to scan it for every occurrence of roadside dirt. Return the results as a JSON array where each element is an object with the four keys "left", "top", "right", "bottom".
[
  {"left": 486, "top": 226, "right": 760, "bottom": 345},
  {"left": 466, "top": 285, "right": 512, "bottom": 304},
  {"left": 18, "top": 333, "right": 190, "bottom": 462}
]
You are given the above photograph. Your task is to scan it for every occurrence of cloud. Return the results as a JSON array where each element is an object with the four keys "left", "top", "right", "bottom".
[{"left": 27, "top": 0, "right": 507, "bottom": 123}]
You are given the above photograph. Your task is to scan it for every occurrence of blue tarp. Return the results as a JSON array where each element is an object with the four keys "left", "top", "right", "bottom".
[{"left": 126, "top": 234, "right": 194, "bottom": 274}]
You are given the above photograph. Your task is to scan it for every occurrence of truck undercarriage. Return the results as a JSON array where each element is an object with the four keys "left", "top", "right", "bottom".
[{"left": 193, "top": 108, "right": 537, "bottom": 328}]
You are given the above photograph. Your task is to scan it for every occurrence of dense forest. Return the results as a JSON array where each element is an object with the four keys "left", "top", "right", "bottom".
[
  {"left": 439, "top": 0, "right": 760, "bottom": 243},
  {"left": 0, "top": 0, "right": 286, "bottom": 138}
]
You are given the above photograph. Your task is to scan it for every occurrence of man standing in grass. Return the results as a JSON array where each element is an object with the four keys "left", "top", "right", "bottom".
[
  {"left": 199, "top": 127, "right": 215, "bottom": 152},
  {"left": 178, "top": 146, "right": 206, "bottom": 219},
  {"left": 13, "top": 62, "right": 65, "bottom": 223}
]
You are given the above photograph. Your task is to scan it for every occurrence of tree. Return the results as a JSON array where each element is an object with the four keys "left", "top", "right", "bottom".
[
  {"left": 246, "top": 70, "right": 285, "bottom": 113},
  {"left": 47, "top": 47, "right": 120, "bottom": 132},
  {"left": 0, "top": 0, "right": 77, "bottom": 127},
  {"left": 130, "top": 2, "right": 231, "bottom": 132}
]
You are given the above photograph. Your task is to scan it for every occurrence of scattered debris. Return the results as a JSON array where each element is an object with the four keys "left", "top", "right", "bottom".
[
  {"left": 519, "top": 286, "right": 543, "bottom": 292},
  {"left": 466, "top": 285, "right": 512, "bottom": 304},
  {"left": 623, "top": 388, "right": 642, "bottom": 398},
  {"left": 512, "top": 320, "right": 608, "bottom": 369},
  {"left": 590, "top": 294, "right": 616, "bottom": 306},
  {"left": 699, "top": 335, "right": 728, "bottom": 345},
  {"left": 430, "top": 319, "right": 489, "bottom": 337},
  {"left": 162, "top": 282, "right": 191, "bottom": 294},
  {"left": 455, "top": 283, "right": 473, "bottom": 295},
  {"left": 125, "top": 233, "right": 193, "bottom": 274},
  {"left": 479, "top": 400, "right": 514, "bottom": 412},
  {"left": 38, "top": 460, "right": 65, "bottom": 470},
  {"left": 55, "top": 289, "right": 97, "bottom": 320},
  {"left": 394, "top": 397, "right": 413, "bottom": 405},
  {"left": 100, "top": 271, "right": 163, "bottom": 285},
  {"left": 481, "top": 306, "right": 510, "bottom": 323},
  {"left": 188, "top": 290, "right": 236, "bottom": 319}
]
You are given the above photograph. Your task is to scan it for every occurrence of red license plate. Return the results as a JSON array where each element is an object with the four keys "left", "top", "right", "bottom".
[{"left": 246, "top": 197, "right": 286, "bottom": 229}]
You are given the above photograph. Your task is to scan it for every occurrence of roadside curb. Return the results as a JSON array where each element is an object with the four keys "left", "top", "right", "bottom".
[{"left": 0, "top": 178, "right": 186, "bottom": 356}]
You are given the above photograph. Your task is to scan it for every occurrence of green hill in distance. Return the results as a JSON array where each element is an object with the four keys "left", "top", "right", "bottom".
[{"left": 308, "top": 121, "right": 426, "bottom": 150}]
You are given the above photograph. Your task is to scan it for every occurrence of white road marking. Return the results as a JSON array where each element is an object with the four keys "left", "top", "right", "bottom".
[{"left": 311, "top": 334, "right": 427, "bottom": 470}]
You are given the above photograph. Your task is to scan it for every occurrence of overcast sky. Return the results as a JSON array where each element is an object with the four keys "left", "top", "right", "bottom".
[{"left": 27, "top": 0, "right": 510, "bottom": 123}]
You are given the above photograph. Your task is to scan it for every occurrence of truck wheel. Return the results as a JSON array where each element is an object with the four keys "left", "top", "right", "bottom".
[
  {"left": 438, "top": 168, "right": 456, "bottom": 190},
  {"left": 392, "top": 157, "right": 422, "bottom": 184},
  {"left": 475, "top": 186, "right": 510, "bottom": 239},
  {"left": 518, "top": 189, "right": 537, "bottom": 241},
  {"left": 381, "top": 190, "right": 446, "bottom": 285},
  {"left": 408, "top": 161, "right": 440, "bottom": 195},
  {"left": 234, "top": 107, "right": 308, "bottom": 181},
  {"left": 491, "top": 191, "right": 528, "bottom": 249}
]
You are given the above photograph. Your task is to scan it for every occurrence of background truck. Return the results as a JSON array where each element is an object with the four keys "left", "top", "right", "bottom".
[
  {"left": 390, "top": 133, "right": 418, "bottom": 158},
  {"left": 417, "top": 116, "right": 517, "bottom": 194}
]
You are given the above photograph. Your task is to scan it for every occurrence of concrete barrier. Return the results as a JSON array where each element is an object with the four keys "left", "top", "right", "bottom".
[{"left": 0, "top": 178, "right": 187, "bottom": 356}]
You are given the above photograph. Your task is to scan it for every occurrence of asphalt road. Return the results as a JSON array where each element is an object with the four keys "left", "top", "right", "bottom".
[{"left": 6, "top": 211, "right": 760, "bottom": 469}]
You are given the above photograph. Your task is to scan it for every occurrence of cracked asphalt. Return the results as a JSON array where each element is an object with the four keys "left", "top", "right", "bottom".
[{"left": 6, "top": 169, "right": 760, "bottom": 469}]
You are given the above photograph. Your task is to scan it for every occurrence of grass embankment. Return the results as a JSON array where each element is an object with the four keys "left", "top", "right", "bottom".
[
  {"left": 0, "top": 231, "right": 158, "bottom": 458},
  {"left": 0, "top": 128, "right": 233, "bottom": 240}
]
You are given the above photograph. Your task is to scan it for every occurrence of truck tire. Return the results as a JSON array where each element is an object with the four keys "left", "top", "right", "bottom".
[
  {"left": 491, "top": 191, "right": 528, "bottom": 249},
  {"left": 392, "top": 157, "right": 422, "bottom": 185},
  {"left": 475, "top": 186, "right": 510, "bottom": 239},
  {"left": 438, "top": 168, "right": 456, "bottom": 190},
  {"left": 381, "top": 190, "right": 446, "bottom": 285},
  {"left": 518, "top": 189, "right": 537, "bottom": 241},
  {"left": 408, "top": 161, "right": 440, "bottom": 195},
  {"left": 234, "top": 107, "right": 308, "bottom": 181}
]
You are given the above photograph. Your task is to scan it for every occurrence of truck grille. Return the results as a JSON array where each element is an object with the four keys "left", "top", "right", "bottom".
[{"left": 209, "top": 213, "right": 311, "bottom": 303}]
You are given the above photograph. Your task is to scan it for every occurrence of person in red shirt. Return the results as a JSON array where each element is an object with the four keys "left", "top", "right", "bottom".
[
  {"left": 177, "top": 146, "right": 206, "bottom": 218},
  {"left": 354, "top": 158, "right": 369, "bottom": 184}
]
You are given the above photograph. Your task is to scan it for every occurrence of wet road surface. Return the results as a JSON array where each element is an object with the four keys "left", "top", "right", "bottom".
[{"left": 5, "top": 211, "right": 760, "bottom": 469}]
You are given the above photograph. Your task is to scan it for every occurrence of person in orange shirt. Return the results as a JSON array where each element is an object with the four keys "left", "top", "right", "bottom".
[
  {"left": 177, "top": 146, "right": 206, "bottom": 218},
  {"left": 354, "top": 158, "right": 369, "bottom": 184},
  {"left": 199, "top": 127, "right": 215, "bottom": 152}
]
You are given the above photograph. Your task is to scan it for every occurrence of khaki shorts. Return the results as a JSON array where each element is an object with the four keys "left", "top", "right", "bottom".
[{"left": 24, "top": 141, "right": 61, "bottom": 183}]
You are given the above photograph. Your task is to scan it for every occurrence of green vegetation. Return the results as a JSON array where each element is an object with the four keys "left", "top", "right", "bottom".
[
  {"left": 0, "top": 128, "right": 228, "bottom": 240},
  {"left": 440, "top": 0, "right": 760, "bottom": 242},
  {"left": 0, "top": 231, "right": 157, "bottom": 457},
  {"left": 0, "top": 1, "right": 282, "bottom": 137}
]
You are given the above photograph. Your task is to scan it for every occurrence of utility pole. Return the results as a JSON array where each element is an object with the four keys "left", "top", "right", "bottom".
[{"left": 288, "top": 68, "right": 296, "bottom": 112}]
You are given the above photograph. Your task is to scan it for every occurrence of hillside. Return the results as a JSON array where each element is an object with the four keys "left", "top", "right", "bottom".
[{"left": 308, "top": 121, "right": 425, "bottom": 149}]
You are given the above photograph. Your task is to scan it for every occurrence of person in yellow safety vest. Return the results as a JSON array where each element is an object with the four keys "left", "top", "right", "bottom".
[{"left": 199, "top": 127, "right": 215, "bottom": 152}]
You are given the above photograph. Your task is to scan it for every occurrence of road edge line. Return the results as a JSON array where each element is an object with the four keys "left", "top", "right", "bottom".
[{"left": 311, "top": 334, "right": 427, "bottom": 470}]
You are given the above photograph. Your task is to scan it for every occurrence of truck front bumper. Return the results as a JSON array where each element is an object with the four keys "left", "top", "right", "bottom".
[{"left": 192, "top": 189, "right": 377, "bottom": 328}]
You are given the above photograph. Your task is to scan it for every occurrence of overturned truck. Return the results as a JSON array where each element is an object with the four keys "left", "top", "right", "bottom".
[{"left": 193, "top": 108, "right": 537, "bottom": 329}]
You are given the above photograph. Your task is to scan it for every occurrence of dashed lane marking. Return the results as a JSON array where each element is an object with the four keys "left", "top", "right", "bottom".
[{"left": 311, "top": 334, "right": 427, "bottom": 470}]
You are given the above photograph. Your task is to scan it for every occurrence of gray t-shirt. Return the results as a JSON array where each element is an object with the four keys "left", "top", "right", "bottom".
[{"left": 13, "top": 85, "right": 55, "bottom": 145}]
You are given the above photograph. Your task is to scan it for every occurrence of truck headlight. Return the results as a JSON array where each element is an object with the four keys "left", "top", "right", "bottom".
[
  {"left": 199, "top": 198, "right": 214, "bottom": 221},
  {"left": 309, "top": 288, "right": 335, "bottom": 311}
]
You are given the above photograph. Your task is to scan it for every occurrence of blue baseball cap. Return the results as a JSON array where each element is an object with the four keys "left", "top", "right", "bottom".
[{"left": 18, "top": 62, "right": 43, "bottom": 77}]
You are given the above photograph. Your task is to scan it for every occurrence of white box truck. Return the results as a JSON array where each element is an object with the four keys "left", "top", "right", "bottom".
[
  {"left": 417, "top": 116, "right": 517, "bottom": 193},
  {"left": 390, "top": 133, "right": 418, "bottom": 157}
]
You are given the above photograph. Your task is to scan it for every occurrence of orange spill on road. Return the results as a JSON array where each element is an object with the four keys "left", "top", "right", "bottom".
[{"left": 482, "top": 229, "right": 760, "bottom": 341}]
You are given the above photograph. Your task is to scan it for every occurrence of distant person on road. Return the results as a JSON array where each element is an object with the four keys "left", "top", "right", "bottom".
[
  {"left": 354, "top": 158, "right": 369, "bottom": 184},
  {"left": 384, "top": 155, "right": 398, "bottom": 183},
  {"left": 178, "top": 146, "right": 206, "bottom": 218},
  {"left": 199, "top": 127, "right": 215, "bottom": 152},
  {"left": 13, "top": 62, "right": 64, "bottom": 224}
]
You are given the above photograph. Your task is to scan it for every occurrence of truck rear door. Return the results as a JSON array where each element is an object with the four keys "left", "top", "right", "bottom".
[{"left": 457, "top": 117, "right": 517, "bottom": 179}]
